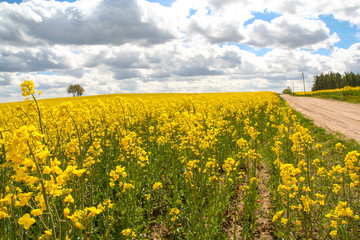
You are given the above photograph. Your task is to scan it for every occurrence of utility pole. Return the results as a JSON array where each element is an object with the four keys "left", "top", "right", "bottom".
[{"left": 302, "top": 72, "right": 306, "bottom": 96}]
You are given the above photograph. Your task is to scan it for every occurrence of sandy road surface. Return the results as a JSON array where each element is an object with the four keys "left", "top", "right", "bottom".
[{"left": 281, "top": 94, "right": 360, "bottom": 143}]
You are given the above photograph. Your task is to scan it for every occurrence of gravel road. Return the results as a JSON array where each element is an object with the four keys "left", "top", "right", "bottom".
[{"left": 281, "top": 94, "right": 360, "bottom": 143}]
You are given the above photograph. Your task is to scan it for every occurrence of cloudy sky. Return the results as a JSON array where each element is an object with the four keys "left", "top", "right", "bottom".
[{"left": 0, "top": 0, "right": 359, "bottom": 103}]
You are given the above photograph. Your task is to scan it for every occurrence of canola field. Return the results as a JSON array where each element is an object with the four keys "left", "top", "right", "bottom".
[
  {"left": 295, "top": 86, "right": 360, "bottom": 104},
  {"left": 0, "top": 80, "right": 359, "bottom": 239},
  {"left": 296, "top": 86, "right": 360, "bottom": 96}
]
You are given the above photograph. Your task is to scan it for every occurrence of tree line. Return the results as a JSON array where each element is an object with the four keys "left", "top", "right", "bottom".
[{"left": 312, "top": 72, "right": 360, "bottom": 91}]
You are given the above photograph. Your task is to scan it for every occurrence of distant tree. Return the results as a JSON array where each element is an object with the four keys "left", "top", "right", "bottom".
[
  {"left": 282, "top": 86, "right": 292, "bottom": 94},
  {"left": 67, "top": 84, "right": 84, "bottom": 97},
  {"left": 312, "top": 71, "right": 360, "bottom": 91}
]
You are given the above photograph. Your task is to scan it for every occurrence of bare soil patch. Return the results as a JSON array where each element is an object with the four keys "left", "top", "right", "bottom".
[{"left": 254, "top": 161, "right": 274, "bottom": 240}]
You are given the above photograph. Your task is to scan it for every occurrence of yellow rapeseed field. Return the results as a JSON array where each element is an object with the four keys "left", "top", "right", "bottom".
[
  {"left": 0, "top": 80, "right": 359, "bottom": 239},
  {"left": 296, "top": 86, "right": 360, "bottom": 95}
]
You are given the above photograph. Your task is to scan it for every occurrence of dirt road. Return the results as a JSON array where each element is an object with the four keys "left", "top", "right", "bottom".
[{"left": 281, "top": 94, "right": 360, "bottom": 143}]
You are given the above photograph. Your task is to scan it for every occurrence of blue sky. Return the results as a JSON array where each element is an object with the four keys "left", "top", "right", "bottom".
[
  {"left": 0, "top": 0, "right": 77, "bottom": 2},
  {"left": 0, "top": 0, "right": 359, "bottom": 102},
  {"left": 319, "top": 14, "right": 359, "bottom": 49},
  {"left": 147, "top": 0, "right": 175, "bottom": 7}
]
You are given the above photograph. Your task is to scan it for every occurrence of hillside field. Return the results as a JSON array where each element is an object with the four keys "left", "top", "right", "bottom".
[{"left": 0, "top": 80, "right": 359, "bottom": 239}]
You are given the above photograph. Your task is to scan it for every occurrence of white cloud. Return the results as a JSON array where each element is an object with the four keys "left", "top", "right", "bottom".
[
  {"left": 267, "top": 0, "right": 360, "bottom": 27},
  {"left": 0, "top": 0, "right": 175, "bottom": 46},
  {"left": 0, "top": 0, "right": 359, "bottom": 103},
  {"left": 0, "top": 45, "right": 81, "bottom": 73},
  {"left": 244, "top": 15, "right": 339, "bottom": 49},
  {"left": 330, "top": 43, "right": 360, "bottom": 72},
  {"left": 187, "top": 15, "right": 245, "bottom": 44}
]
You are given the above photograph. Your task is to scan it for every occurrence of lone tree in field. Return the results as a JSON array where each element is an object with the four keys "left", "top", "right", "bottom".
[{"left": 67, "top": 84, "right": 85, "bottom": 97}]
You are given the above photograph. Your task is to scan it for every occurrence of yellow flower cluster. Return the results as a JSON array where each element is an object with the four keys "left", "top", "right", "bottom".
[
  {"left": 270, "top": 106, "right": 360, "bottom": 239},
  {"left": 296, "top": 85, "right": 360, "bottom": 95},
  {"left": 1, "top": 80, "right": 359, "bottom": 239}
]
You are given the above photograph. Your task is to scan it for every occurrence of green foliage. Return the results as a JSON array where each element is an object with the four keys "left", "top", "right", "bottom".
[
  {"left": 67, "top": 84, "right": 85, "bottom": 97},
  {"left": 282, "top": 87, "right": 292, "bottom": 94},
  {"left": 312, "top": 72, "right": 360, "bottom": 91}
]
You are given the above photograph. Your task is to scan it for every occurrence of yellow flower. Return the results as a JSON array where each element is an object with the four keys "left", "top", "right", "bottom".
[
  {"left": 169, "top": 207, "right": 180, "bottom": 215},
  {"left": 73, "top": 169, "right": 86, "bottom": 178},
  {"left": 350, "top": 181, "right": 359, "bottom": 188},
  {"left": 44, "top": 230, "right": 52, "bottom": 236},
  {"left": 332, "top": 184, "right": 341, "bottom": 194},
  {"left": 16, "top": 192, "right": 33, "bottom": 206},
  {"left": 121, "top": 228, "right": 136, "bottom": 237},
  {"left": 75, "top": 222, "right": 84, "bottom": 229},
  {"left": 272, "top": 210, "right": 284, "bottom": 222},
  {"left": 122, "top": 183, "right": 135, "bottom": 192},
  {"left": 0, "top": 210, "right": 9, "bottom": 219},
  {"left": 63, "top": 208, "right": 70, "bottom": 218},
  {"left": 18, "top": 213, "right": 36, "bottom": 230},
  {"left": 0, "top": 194, "right": 14, "bottom": 205},
  {"left": 64, "top": 194, "right": 74, "bottom": 204},
  {"left": 281, "top": 218, "right": 288, "bottom": 225},
  {"left": 31, "top": 209, "right": 43, "bottom": 217},
  {"left": 312, "top": 159, "right": 320, "bottom": 165},
  {"left": 330, "top": 220, "right": 337, "bottom": 228},
  {"left": 85, "top": 206, "right": 102, "bottom": 217},
  {"left": 330, "top": 230, "right": 337, "bottom": 237},
  {"left": 153, "top": 182, "right": 163, "bottom": 191},
  {"left": 250, "top": 177, "right": 258, "bottom": 183},
  {"left": 345, "top": 207, "right": 353, "bottom": 216},
  {"left": 317, "top": 167, "right": 326, "bottom": 176},
  {"left": 20, "top": 80, "right": 36, "bottom": 98},
  {"left": 289, "top": 193, "right": 296, "bottom": 198},
  {"left": 43, "top": 166, "right": 51, "bottom": 175}
]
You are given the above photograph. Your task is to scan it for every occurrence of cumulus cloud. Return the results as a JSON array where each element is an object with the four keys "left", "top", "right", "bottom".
[
  {"left": 331, "top": 43, "right": 360, "bottom": 73},
  {"left": 0, "top": 0, "right": 175, "bottom": 46},
  {"left": 184, "top": 1, "right": 342, "bottom": 50},
  {"left": 0, "top": 46, "right": 71, "bottom": 72},
  {"left": 187, "top": 15, "right": 245, "bottom": 44},
  {"left": 0, "top": 73, "right": 12, "bottom": 86},
  {"left": 113, "top": 69, "right": 139, "bottom": 80},
  {"left": 267, "top": 0, "right": 360, "bottom": 27},
  {"left": 244, "top": 15, "right": 339, "bottom": 49},
  {"left": 0, "top": 0, "right": 359, "bottom": 103},
  {"left": 84, "top": 47, "right": 145, "bottom": 69}
]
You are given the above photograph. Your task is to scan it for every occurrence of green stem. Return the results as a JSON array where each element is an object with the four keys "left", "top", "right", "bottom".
[
  {"left": 65, "top": 108, "right": 85, "bottom": 209},
  {"left": 31, "top": 93, "right": 44, "bottom": 136},
  {"left": 27, "top": 141, "right": 57, "bottom": 240}
]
